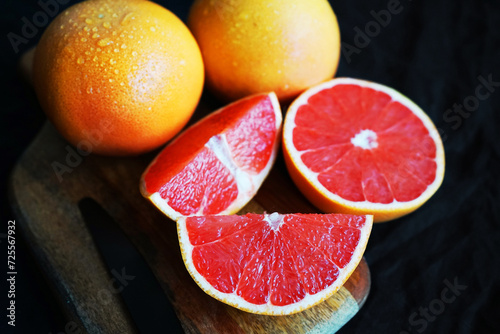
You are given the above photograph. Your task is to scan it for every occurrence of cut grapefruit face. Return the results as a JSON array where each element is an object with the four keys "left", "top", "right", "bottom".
[
  {"left": 177, "top": 213, "right": 373, "bottom": 315},
  {"left": 141, "top": 92, "right": 282, "bottom": 221},
  {"left": 283, "top": 78, "right": 445, "bottom": 222}
]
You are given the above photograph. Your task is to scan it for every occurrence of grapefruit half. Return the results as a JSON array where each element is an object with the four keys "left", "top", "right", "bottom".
[{"left": 283, "top": 78, "right": 445, "bottom": 222}]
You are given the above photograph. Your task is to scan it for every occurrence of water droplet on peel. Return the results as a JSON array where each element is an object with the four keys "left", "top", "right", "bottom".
[
  {"left": 120, "top": 12, "right": 135, "bottom": 26},
  {"left": 85, "top": 51, "right": 90, "bottom": 55},
  {"left": 132, "top": 51, "right": 137, "bottom": 57},
  {"left": 80, "top": 38, "right": 87, "bottom": 42},
  {"left": 60, "top": 25, "right": 64, "bottom": 29},
  {"left": 112, "top": 13, "right": 118, "bottom": 18},
  {"left": 114, "top": 69, "right": 119, "bottom": 74},
  {"left": 128, "top": 35, "right": 133, "bottom": 39},
  {"left": 180, "top": 60, "right": 186, "bottom": 65},
  {"left": 98, "top": 38, "right": 111, "bottom": 47},
  {"left": 103, "top": 21, "right": 111, "bottom": 28},
  {"left": 120, "top": 33, "right": 125, "bottom": 38},
  {"left": 109, "top": 78, "right": 113, "bottom": 82},
  {"left": 98, "top": 13, "right": 104, "bottom": 19},
  {"left": 77, "top": 57, "right": 84, "bottom": 64},
  {"left": 92, "top": 33, "right": 99, "bottom": 39},
  {"left": 92, "top": 27, "right": 98, "bottom": 32},
  {"left": 86, "top": 87, "right": 93, "bottom": 94},
  {"left": 110, "top": 59, "right": 116, "bottom": 64},
  {"left": 120, "top": 82, "right": 125, "bottom": 86},
  {"left": 112, "top": 31, "right": 117, "bottom": 36},
  {"left": 96, "top": 48, "right": 101, "bottom": 52},
  {"left": 114, "top": 48, "right": 119, "bottom": 52},
  {"left": 93, "top": 56, "right": 98, "bottom": 62},
  {"left": 121, "top": 44, "right": 126, "bottom": 49},
  {"left": 150, "top": 26, "right": 156, "bottom": 32},
  {"left": 85, "top": 18, "right": 93, "bottom": 24}
]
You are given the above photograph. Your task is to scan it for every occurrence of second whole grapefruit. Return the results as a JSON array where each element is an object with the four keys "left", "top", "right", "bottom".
[{"left": 188, "top": 0, "right": 341, "bottom": 103}]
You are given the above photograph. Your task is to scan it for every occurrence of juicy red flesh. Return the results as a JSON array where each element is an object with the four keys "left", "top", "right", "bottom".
[
  {"left": 143, "top": 94, "right": 277, "bottom": 216},
  {"left": 187, "top": 214, "right": 367, "bottom": 306},
  {"left": 293, "top": 84, "right": 437, "bottom": 203}
]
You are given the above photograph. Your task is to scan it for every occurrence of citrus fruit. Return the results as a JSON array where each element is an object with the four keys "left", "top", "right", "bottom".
[
  {"left": 187, "top": 0, "right": 341, "bottom": 103},
  {"left": 283, "top": 78, "right": 446, "bottom": 222},
  {"left": 33, "top": 0, "right": 204, "bottom": 156},
  {"left": 177, "top": 212, "right": 373, "bottom": 315},
  {"left": 140, "top": 92, "right": 282, "bottom": 221}
]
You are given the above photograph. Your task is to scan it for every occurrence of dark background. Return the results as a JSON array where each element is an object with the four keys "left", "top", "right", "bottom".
[{"left": 1, "top": 0, "right": 499, "bottom": 333}]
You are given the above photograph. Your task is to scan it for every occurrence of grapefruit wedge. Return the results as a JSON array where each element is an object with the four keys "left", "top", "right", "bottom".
[
  {"left": 283, "top": 78, "right": 445, "bottom": 222},
  {"left": 141, "top": 93, "right": 282, "bottom": 221},
  {"left": 177, "top": 213, "right": 373, "bottom": 315}
]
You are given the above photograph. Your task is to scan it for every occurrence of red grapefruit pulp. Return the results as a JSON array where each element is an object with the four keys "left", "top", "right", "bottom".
[
  {"left": 141, "top": 93, "right": 282, "bottom": 221},
  {"left": 283, "top": 78, "right": 445, "bottom": 222},
  {"left": 178, "top": 213, "right": 373, "bottom": 315}
]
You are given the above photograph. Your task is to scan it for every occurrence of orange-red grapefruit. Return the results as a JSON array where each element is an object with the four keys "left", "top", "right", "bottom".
[
  {"left": 283, "top": 78, "right": 445, "bottom": 222},
  {"left": 178, "top": 213, "right": 373, "bottom": 315},
  {"left": 141, "top": 92, "right": 282, "bottom": 221}
]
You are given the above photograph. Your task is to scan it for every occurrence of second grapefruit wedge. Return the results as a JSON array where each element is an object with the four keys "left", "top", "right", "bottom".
[
  {"left": 178, "top": 213, "right": 373, "bottom": 315},
  {"left": 141, "top": 92, "right": 282, "bottom": 221}
]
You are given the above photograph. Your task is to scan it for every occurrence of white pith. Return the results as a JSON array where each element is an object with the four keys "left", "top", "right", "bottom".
[
  {"left": 177, "top": 214, "right": 373, "bottom": 315},
  {"left": 351, "top": 129, "right": 378, "bottom": 150},
  {"left": 263, "top": 212, "right": 283, "bottom": 231},
  {"left": 283, "top": 77, "right": 446, "bottom": 213},
  {"left": 147, "top": 92, "right": 283, "bottom": 222}
]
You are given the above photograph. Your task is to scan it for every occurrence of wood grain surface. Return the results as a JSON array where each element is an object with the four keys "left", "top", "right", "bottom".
[{"left": 8, "top": 48, "right": 371, "bottom": 334}]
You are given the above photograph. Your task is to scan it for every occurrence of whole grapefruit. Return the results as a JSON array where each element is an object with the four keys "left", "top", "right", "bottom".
[
  {"left": 33, "top": 0, "right": 204, "bottom": 156},
  {"left": 188, "top": 0, "right": 341, "bottom": 102}
]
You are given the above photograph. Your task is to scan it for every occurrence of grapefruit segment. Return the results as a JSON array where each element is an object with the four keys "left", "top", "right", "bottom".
[
  {"left": 141, "top": 93, "right": 282, "bottom": 221},
  {"left": 283, "top": 78, "right": 445, "bottom": 222},
  {"left": 178, "top": 213, "right": 373, "bottom": 315}
]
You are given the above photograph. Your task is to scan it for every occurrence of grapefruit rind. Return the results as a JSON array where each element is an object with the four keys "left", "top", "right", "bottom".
[
  {"left": 283, "top": 78, "right": 445, "bottom": 222},
  {"left": 177, "top": 213, "right": 373, "bottom": 315},
  {"left": 141, "top": 92, "right": 282, "bottom": 222}
]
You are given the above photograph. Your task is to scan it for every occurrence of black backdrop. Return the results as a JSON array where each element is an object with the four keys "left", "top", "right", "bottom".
[{"left": 1, "top": 0, "right": 499, "bottom": 333}]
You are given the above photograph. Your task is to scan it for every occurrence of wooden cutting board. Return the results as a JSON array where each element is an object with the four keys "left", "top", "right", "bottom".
[{"left": 8, "top": 49, "right": 371, "bottom": 334}]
